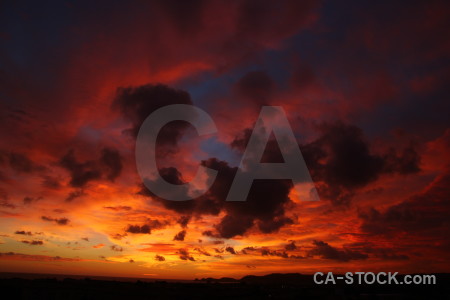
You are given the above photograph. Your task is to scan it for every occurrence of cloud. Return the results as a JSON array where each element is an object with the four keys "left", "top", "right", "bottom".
[
  {"left": 7, "top": 152, "right": 44, "bottom": 174},
  {"left": 100, "top": 148, "right": 123, "bottom": 181},
  {"left": 113, "top": 84, "right": 193, "bottom": 143},
  {"left": 359, "top": 170, "right": 450, "bottom": 236},
  {"left": 0, "top": 199, "right": 16, "bottom": 209},
  {"left": 126, "top": 224, "right": 151, "bottom": 234},
  {"left": 194, "top": 248, "right": 211, "bottom": 256},
  {"left": 178, "top": 248, "right": 195, "bottom": 261},
  {"left": 103, "top": 206, "right": 132, "bottom": 211},
  {"left": 225, "top": 246, "right": 236, "bottom": 255},
  {"left": 299, "top": 121, "right": 421, "bottom": 205},
  {"left": 142, "top": 156, "right": 295, "bottom": 239},
  {"left": 126, "top": 219, "right": 169, "bottom": 234},
  {"left": 285, "top": 241, "right": 297, "bottom": 251},
  {"left": 173, "top": 230, "right": 187, "bottom": 241},
  {"left": 0, "top": 252, "right": 105, "bottom": 263},
  {"left": 240, "top": 247, "right": 257, "bottom": 255},
  {"left": 111, "top": 233, "right": 127, "bottom": 240},
  {"left": 155, "top": 255, "right": 165, "bottom": 262},
  {"left": 177, "top": 215, "right": 190, "bottom": 228},
  {"left": 234, "top": 71, "right": 274, "bottom": 105},
  {"left": 110, "top": 245, "right": 123, "bottom": 252},
  {"left": 0, "top": 252, "right": 70, "bottom": 261},
  {"left": 92, "top": 244, "right": 105, "bottom": 249},
  {"left": 23, "top": 196, "right": 43, "bottom": 205},
  {"left": 21, "top": 240, "right": 44, "bottom": 246},
  {"left": 65, "top": 190, "right": 86, "bottom": 202},
  {"left": 41, "top": 176, "right": 61, "bottom": 189},
  {"left": 41, "top": 216, "right": 70, "bottom": 226},
  {"left": 346, "top": 242, "right": 409, "bottom": 261},
  {"left": 261, "top": 248, "right": 288, "bottom": 258},
  {"left": 308, "top": 240, "right": 368, "bottom": 262},
  {"left": 15, "top": 231, "right": 33, "bottom": 236},
  {"left": 58, "top": 147, "right": 123, "bottom": 188}
]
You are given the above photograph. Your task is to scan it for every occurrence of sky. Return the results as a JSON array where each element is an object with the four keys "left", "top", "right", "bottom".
[{"left": 0, "top": 0, "right": 449, "bottom": 280}]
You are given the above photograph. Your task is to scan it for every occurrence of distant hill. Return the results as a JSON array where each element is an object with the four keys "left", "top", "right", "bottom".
[
  {"left": 240, "top": 273, "right": 311, "bottom": 284},
  {"left": 197, "top": 273, "right": 311, "bottom": 284}
]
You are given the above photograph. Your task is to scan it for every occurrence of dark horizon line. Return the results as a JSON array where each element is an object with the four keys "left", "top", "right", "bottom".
[{"left": 1, "top": 271, "right": 449, "bottom": 283}]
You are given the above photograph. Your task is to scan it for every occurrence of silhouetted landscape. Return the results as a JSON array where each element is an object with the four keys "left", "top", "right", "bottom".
[{"left": 1, "top": 272, "right": 449, "bottom": 299}]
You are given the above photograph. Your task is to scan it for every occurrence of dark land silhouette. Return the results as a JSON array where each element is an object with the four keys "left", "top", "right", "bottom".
[{"left": 1, "top": 272, "right": 449, "bottom": 299}]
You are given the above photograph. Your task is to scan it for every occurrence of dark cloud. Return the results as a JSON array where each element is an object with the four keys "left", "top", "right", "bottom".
[
  {"left": 240, "top": 246, "right": 257, "bottom": 255},
  {"left": 382, "top": 142, "right": 421, "bottom": 175},
  {"left": 290, "top": 63, "right": 315, "bottom": 89},
  {"left": 230, "top": 128, "right": 284, "bottom": 163},
  {"left": 133, "top": 88, "right": 421, "bottom": 239},
  {"left": 118, "top": 82, "right": 297, "bottom": 239},
  {"left": 240, "top": 245, "right": 303, "bottom": 259},
  {"left": 110, "top": 245, "right": 123, "bottom": 252},
  {"left": 0, "top": 199, "right": 16, "bottom": 209},
  {"left": 41, "top": 216, "right": 70, "bottom": 226},
  {"left": 142, "top": 156, "right": 294, "bottom": 239},
  {"left": 8, "top": 152, "right": 44, "bottom": 173},
  {"left": 126, "top": 225, "right": 151, "bottom": 234},
  {"left": 65, "top": 190, "right": 86, "bottom": 202},
  {"left": 215, "top": 214, "right": 253, "bottom": 239},
  {"left": 112, "top": 84, "right": 193, "bottom": 147},
  {"left": 0, "top": 252, "right": 82, "bottom": 262},
  {"left": 140, "top": 164, "right": 226, "bottom": 216},
  {"left": 126, "top": 219, "right": 169, "bottom": 234},
  {"left": 122, "top": 83, "right": 296, "bottom": 239},
  {"left": 359, "top": 170, "right": 450, "bottom": 236},
  {"left": 111, "top": 233, "right": 127, "bottom": 240},
  {"left": 346, "top": 242, "right": 409, "bottom": 261},
  {"left": 1, "top": 150, "right": 45, "bottom": 178},
  {"left": 213, "top": 248, "right": 224, "bottom": 254},
  {"left": 300, "top": 121, "right": 421, "bottom": 205},
  {"left": 155, "top": 255, "right": 165, "bottom": 261},
  {"left": 100, "top": 148, "right": 123, "bottom": 182},
  {"left": 59, "top": 147, "right": 123, "bottom": 188},
  {"left": 21, "top": 240, "right": 44, "bottom": 246},
  {"left": 308, "top": 240, "right": 368, "bottom": 262},
  {"left": 41, "top": 175, "right": 61, "bottom": 189},
  {"left": 202, "top": 230, "right": 220, "bottom": 238},
  {"left": 15, "top": 231, "right": 33, "bottom": 236},
  {"left": 261, "top": 248, "right": 288, "bottom": 258},
  {"left": 59, "top": 150, "right": 101, "bottom": 188},
  {"left": 81, "top": 237, "right": 89, "bottom": 242},
  {"left": 103, "top": 206, "right": 132, "bottom": 211},
  {"left": 177, "top": 215, "right": 190, "bottom": 228},
  {"left": 158, "top": 0, "right": 205, "bottom": 35},
  {"left": 173, "top": 230, "right": 187, "bottom": 241},
  {"left": 0, "top": 170, "right": 8, "bottom": 182},
  {"left": 216, "top": 176, "right": 294, "bottom": 238},
  {"left": 234, "top": 71, "right": 274, "bottom": 105},
  {"left": 285, "top": 241, "right": 297, "bottom": 251},
  {"left": 194, "top": 248, "right": 211, "bottom": 256},
  {"left": 178, "top": 248, "right": 195, "bottom": 261},
  {"left": 23, "top": 196, "right": 43, "bottom": 205},
  {"left": 225, "top": 246, "right": 236, "bottom": 255}
]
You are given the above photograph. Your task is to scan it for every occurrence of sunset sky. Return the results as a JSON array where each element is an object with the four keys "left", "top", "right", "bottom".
[{"left": 0, "top": 0, "right": 449, "bottom": 280}]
